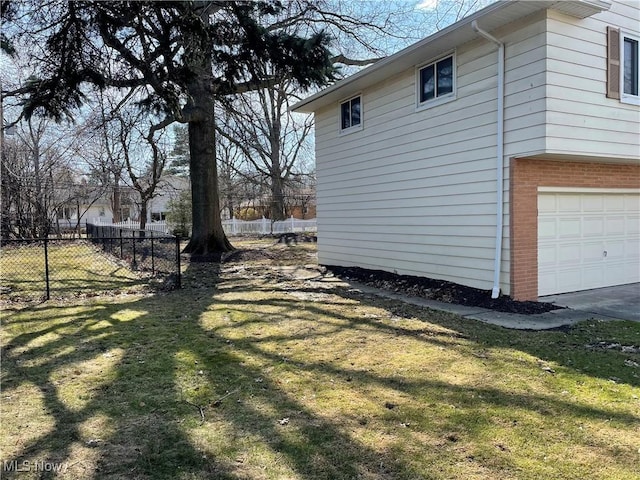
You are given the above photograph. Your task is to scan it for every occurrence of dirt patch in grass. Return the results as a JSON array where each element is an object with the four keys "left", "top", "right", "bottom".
[{"left": 219, "top": 240, "right": 558, "bottom": 314}]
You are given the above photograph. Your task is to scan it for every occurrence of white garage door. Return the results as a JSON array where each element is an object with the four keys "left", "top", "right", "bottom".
[{"left": 538, "top": 190, "right": 640, "bottom": 296}]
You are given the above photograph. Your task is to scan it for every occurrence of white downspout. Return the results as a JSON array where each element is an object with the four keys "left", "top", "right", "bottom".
[{"left": 472, "top": 21, "right": 504, "bottom": 299}]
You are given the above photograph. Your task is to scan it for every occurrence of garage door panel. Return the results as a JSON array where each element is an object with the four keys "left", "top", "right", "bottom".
[
  {"left": 582, "top": 266, "right": 606, "bottom": 289},
  {"left": 624, "top": 196, "right": 640, "bottom": 211},
  {"left": 581, "top": 242, "right": 605, "bottom": 262},
  {"left": 583, "top": 217, "right": 605, "bottom": 236},
  {"left": 583, "top": 195, "right": 604, "bottom": 211},
  {"left": 538, "top": 217, "right": 557, "bottom": 238},
  {"left": 605, "top": 260, "right": 634, "bottom": 283},
  {"left": 604, "top": 240, "right": 625, "bottom": 259},
  {"left": 538, "top": 245, "right": 557, "bottom": 265},
  {"left": 605, "top": 195, "right": 625, "bottom": 210},
  {"left": 538, "top": 194, "right": 557, "bottom": 212},
  {"left": 556, "top": 269, "right": 583, "bottom": 291},
  {"left": 625, "top": 238, "right": 640, "bottom": 256},
  {"left": 558, "top": 195, "right": 581, "bottom": 211},
  {"left": 557, "top": 244, "right": 581, "bottom": 263},
  {"left": 606, "top": 216, "right": 626, "bottom": 235},
  {"left": 558, "top": 218, "right": 581, "bottom": 237},
  {"left": 538, "top": 191, "right": 640, "bottom": 296}
]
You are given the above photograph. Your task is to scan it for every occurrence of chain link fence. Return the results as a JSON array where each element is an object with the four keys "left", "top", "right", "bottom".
[
  {"left": 0, "top": 230, "right": 181, "bottom": 303},
  {"left": 86, "top": 223, "right": 181, "bottom": 279}
]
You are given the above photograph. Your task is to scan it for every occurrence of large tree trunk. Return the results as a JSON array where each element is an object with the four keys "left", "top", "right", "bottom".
[
  {"left": 139, "top": 200, "right": 148, "bottom": 231},
  {"left": 177, "top": 2, "right": 232, "bottom": 260},
  {"left": 269, "top": 121, "right": 286, "bottom": 221},
  {"left": 270, "top": 172, "right": 286, "bottom": 221},
  {"left": 183, "top": 83, "right": 233, "bottom": 260}
]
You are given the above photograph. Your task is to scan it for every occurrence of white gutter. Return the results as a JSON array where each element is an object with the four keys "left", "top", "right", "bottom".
[{"left": 472, "top": 20, "right": 504, "bottom": 299}]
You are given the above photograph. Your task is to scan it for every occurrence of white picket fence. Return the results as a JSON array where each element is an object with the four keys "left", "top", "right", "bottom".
[
  {"left": 223, "top": 217, "right": 317, "bottom": 235},
  {"left": 92, "top": 219, "right": 170, "bottom": 233},
  {"left": 91, "top": 217, "right": 317, "bottom": 236}
]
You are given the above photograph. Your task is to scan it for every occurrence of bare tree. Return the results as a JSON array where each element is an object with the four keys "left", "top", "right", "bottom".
[
  {"left": 218, "top": 80, "right": 314, "bottom": 221},
  {"left": 0, "top": 115, "right": 94, "bottom": 238},
  {"left": 217, "top": 128, "right": 245, "bottom": 220},
  {"left": 94, "top": 95, "right": 169, "bottom": 231}
]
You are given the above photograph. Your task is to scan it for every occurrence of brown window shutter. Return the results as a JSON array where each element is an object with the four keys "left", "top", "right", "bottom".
[{"left": 607, "top": 26, "right": 620, "bottom": 99}]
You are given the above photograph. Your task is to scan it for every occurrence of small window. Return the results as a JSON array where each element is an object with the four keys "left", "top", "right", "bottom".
[
  {"left": 340, "top": 96, "right": 361, "bottom": 132},
  {"left": 418, "top": 54, "right": 455, "bottom": 106},
  {"left": 622, "top": 33, "right": 639, "bottom": 101}
]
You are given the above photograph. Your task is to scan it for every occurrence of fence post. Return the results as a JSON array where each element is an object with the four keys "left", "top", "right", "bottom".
[
  {"left": 175, "top": 235, "right": 182, "bottom": 288},
  {"left": 290, "top": 215, "right": 295, "bottom": 232},
  {"left": 151, "top": 231, "right": 155, "bottom": 275},
  {"left": 43, "top": 238, "right": 50, "bottom": 301},
  {"left": 119, "top": 229, "right": 123, "bottom": 258},
  {"left": 232, "top": 217, "right": 237, "bottom": 235},
  {"left": 132, "top": 233, "right": 137, "bottom": 269}
]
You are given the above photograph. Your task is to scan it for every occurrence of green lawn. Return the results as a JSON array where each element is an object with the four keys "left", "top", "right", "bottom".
[{"left": 1, "top": 239, "right": 638, "bottom": 479}]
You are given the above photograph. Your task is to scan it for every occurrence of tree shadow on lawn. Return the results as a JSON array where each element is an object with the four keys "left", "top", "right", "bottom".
[
  {"left": 1, "top": 263, "right": 421, "bottom": 479},
  {"left": 1, "top": 260, "right": 638, "bottom": 479}
]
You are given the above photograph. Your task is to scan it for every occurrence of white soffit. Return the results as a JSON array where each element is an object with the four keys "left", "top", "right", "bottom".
[{"left": 551, "top": 0, "right": 612, "bottom": 18}]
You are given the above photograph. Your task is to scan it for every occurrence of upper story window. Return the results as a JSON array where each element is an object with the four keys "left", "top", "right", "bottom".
[
  {"left": 623, "top": 33, "right": 639, "bottom": 99},
  {"left": 607, "top": 27, "right": 639, "bottom": 105},
  {"left": 340, "top": 95, "right": 362, "bottom": 132},
  {"left": 417, "top": 54, "right": 455, "bottom": 107}
]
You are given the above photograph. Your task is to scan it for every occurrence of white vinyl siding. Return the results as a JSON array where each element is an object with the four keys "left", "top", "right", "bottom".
[
  {"left": 311, "top": 4, "right": 639, "bottom": 297},
  {"left": 502, "top": 15, "right": 548, "bottom": 159},
  {"left": 546, "top": 4, "right": 640, "bottom": 159},
  {"left": 314, "top": 17, "right": 549, "bottom": 294}
]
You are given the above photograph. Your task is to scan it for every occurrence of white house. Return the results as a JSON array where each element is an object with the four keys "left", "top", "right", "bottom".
[
  {"left": 146, "top": 175, "right": 190, "bottom": 222},
  {"left": 293, "top": 0, "right": 640, "bottom": 301},
  {"left": 58, "top": 175, "right": 190, "bottom": 227}
]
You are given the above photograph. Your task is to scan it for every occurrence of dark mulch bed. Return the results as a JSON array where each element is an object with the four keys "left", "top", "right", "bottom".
[{"left": 328, "top": 266, "right": 562, "bottom": 315}]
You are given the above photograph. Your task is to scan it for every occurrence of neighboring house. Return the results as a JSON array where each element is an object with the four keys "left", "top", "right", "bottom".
[
  {"left": 56, "top": 193, "right": 135, "bottom": 228},
  {"left": 58, "top": 176, "right": 190, "bottom": 227},
  {"left": 232, "top": 190, "right": 317, "bottom": 220},
  {"left": 147, "top": 176, "right": 190, "bottom": 222},
  {"left": 293, "top": 0, "right": 640, "bottom": 301}
]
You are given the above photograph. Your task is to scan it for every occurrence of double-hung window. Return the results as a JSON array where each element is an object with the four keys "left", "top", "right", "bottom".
[
  {"left": 622, "top": 33, "right": 639, "bottom": 101},
  {"left": 340, "top": 96, "right": 362, "bottom": 132},
  {"left": 417, "top": 54, "right": 455, "bottom": 107}
]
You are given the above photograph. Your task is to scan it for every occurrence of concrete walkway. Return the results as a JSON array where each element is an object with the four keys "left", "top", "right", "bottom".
[
  {"left": 347, "top": 281, "right": 640, "bottom": 331},
  {"left": 539, "top": 283, "right": 640, "bottom": 322}
]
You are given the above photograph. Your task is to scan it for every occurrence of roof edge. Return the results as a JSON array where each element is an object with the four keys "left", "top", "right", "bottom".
[
  {"left": 292, "top": 0, "right": 611, "bottom": 113},
  {"left": 291, "top": 0, "right": 507, "bottom": 113}
]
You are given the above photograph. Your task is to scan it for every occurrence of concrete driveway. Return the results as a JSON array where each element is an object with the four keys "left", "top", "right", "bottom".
[{"left": 539, "top": 283, "right": 640, "bottom": 322}]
